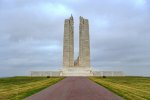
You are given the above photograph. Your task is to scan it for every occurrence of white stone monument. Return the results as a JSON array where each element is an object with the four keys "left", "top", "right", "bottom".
[
  {"left": 30, "top": 15, "right": 124, "bottom": 77},
  {"left": 62, "top": 15, "right": 93, "bottom": 76}
]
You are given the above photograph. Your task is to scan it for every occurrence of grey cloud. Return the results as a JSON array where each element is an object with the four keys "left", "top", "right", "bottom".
[{"left": 0, "top": 0, "right": 150, "bottom": 77}]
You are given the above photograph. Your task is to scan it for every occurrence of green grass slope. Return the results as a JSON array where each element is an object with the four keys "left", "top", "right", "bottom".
[
  {"left": 0, "top": 76, "right": 64, "bottom": 100},
  {"left": 90, "top": 76, "right": 150, "bottom": 100}
]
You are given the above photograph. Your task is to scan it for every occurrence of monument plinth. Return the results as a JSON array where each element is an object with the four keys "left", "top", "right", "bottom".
[{"left": 62, "top": 15, "right": 93, "bottom": 76}]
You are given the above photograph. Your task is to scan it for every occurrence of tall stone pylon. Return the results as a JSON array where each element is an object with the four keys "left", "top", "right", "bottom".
[
  {"left": 63, "top": 15, "right": 74, "bottom": 67},
  {"left": 78, "top": 16, "right": 90, "bottom": 67},
  {"left": 62, "top": 15, "right": 92, "bottom": 76},
  {"left": 63, "top": 15, "right": 90, "bottom": 68}
]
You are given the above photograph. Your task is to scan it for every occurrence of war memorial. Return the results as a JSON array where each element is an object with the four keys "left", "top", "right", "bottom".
[{"left": 31, "top": 15, "right": 124, "bottom": 76}]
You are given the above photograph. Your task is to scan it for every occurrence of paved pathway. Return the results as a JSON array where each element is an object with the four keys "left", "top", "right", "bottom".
[{"left": 25, "top": 77, "right": 123, "bottom": 100}]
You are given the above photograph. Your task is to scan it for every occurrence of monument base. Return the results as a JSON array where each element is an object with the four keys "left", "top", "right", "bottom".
[
  {"left": 61, "top": 67, "right": 93, "bottom": 76},
  {"left": 30, "top": 68, "right": 124, "bottom": 77}
]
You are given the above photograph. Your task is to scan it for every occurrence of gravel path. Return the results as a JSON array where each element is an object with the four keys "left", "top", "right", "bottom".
[{"left": 25, "top": 77, "right": 123, "bottom": 100}]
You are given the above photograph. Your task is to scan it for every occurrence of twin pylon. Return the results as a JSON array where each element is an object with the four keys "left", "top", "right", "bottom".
[{"left": 63, "top": 15, "right": 90, "bottom": 68}]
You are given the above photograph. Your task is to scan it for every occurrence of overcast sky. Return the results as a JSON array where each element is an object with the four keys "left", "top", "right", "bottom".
[{"left": 0, "top": 0, "right": 150, "bottom": 77}]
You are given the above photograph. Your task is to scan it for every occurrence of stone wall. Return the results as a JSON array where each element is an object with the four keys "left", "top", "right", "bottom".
[
  {"left": 93, "top": 71, "right": 124, "bottom": 76},
  {"left": 31, "top": 71, "right": 61, "bottom": 77},
  {"left": 31, "top": 71, "right": 124, "bottom": 76}
]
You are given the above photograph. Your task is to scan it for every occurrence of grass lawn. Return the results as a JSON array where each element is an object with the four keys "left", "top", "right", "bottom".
[
  {"left": 90, "top": 76, "right": 150, "bottom": 100},
  {"left": 0, "top": 76, "right": 64, "bottom": 100}
]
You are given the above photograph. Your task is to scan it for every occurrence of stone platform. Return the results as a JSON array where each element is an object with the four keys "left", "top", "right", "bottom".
[
  {"left": 30, "top": 69, "right": 124, "bottom": 77},
  {"left": 61, "top": 67, "right": 93, "bottom": 76}
]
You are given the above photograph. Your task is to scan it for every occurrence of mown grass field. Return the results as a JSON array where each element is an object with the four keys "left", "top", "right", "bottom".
[
  {"left": 90, "top": 77, "right": 150, "bottom": 100},
  {"left": 0, "top": 76, "right": 64, "bottom": 100}
]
